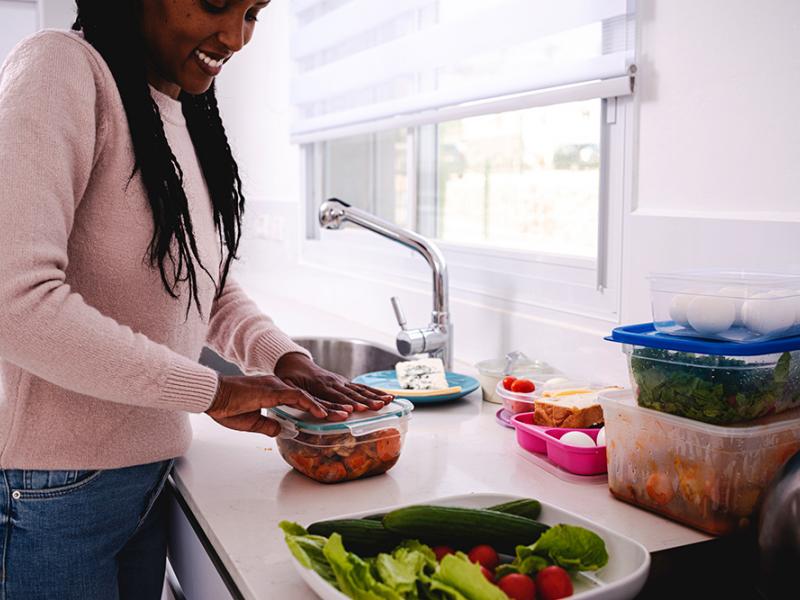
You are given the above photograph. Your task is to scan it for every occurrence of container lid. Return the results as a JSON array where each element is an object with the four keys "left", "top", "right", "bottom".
[
  {"left": 475, "top": 351, "right": 561, "bottom": 378},
  {"left": 647, "top": 269, "right": 800, "bottom": 289},
  {"left": 599, "top": 389, "right": 800, "bottom": 439},
  {"left": 606, "top": 323, "right": 800, "bottom": 356},
  {"left": 268, "top": 398, "right": 413, "bottom": 438}
]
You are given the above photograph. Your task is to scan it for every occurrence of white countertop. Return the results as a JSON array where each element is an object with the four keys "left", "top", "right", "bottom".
[{"left": 173, "top": 390, "right": 711, "bottom": 600}]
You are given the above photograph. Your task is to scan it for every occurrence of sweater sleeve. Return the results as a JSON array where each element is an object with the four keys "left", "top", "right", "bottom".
[
  {"left": 205, "top": 276, "right": 313, "bottom": 375},
  {"left": 0, "top": 31, "right": 219, "bottom": 413}
]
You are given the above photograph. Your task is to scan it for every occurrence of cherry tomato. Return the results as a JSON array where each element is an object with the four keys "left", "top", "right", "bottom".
[
  {"left": 432, "top": 546, "right": 455, "bottom": 561},
  {"left": 498, "top": 573, "right": 537, "bottom": 600},
  {"left": 502, "top": 376, "right": 518, "bottom": 390},
  {"left": 511, "top": 378, "right": 536, "bottom": 394},
  {"left": 535, "top": 566, "right": 573, "bottom": 600},
  {"left": 468, "top": 545, "right": 499, "bottom": 571},
  {"left": 480, "top": 566, "right": 495, "bottom": 583}
]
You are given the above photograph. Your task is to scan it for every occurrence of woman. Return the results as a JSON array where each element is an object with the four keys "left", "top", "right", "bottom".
[{"left": 0, "top": 1, "right": 392, "bottom": 597}]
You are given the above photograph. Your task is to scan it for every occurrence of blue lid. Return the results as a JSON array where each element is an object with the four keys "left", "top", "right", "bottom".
[
  {"left": 606, "top": 323, "right": 800, "bottom": 356},
  {"left": 269, "top": 398, "right": 413, "bottom": 437}
]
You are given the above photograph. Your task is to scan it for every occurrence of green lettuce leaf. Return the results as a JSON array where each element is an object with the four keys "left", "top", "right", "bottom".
[
  {"left": 529, "top": 524, "right": 608, "bottom": 572},
  {"left": 428, "top": 553, "right": 509, "bottom": 600},
  {"left": 323, "top": 533, "right": 404, "bottom": 600},
  {"left": 374, "top": 541, "right": 436, "bottom": 598},
  {"left": 279, "top": 521, "right": 337, "bottom": 586}
]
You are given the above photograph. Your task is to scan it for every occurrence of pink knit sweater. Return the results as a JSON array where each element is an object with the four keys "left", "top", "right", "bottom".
[{"left": 0, "top": 30, "right": 310, "bottom": 469}]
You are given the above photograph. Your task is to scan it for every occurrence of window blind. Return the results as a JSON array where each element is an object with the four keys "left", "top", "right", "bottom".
[{"left": 290, "top": 0, "right": 636, "bottom": 143}]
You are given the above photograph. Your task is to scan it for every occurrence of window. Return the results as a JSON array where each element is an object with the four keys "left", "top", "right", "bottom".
[{"left": 291, "top": 0, "right": 636, "bottom": 319}]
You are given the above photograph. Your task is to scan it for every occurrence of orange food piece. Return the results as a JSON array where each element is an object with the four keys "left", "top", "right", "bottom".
[
  {"left": 645, "top": 472, "right": 674, "bottom": 505},
  {"left": 376, "top": 431, "right": 402, "bottom": 462},
  {"left": 343, "top": 449, "right": 374, "bottom": 478},
  {"left": 313, "top": 461, "right": 348, "bottom": 483}
]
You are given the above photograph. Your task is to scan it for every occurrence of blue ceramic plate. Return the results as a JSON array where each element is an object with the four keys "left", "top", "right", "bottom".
[{"left": 352, "top": 371, "right": 480, "bottom": 405}]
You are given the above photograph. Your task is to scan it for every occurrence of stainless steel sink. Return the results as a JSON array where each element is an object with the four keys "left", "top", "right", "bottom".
[{"left": 199, "top": 337, "right": 403, "bottom": 380}]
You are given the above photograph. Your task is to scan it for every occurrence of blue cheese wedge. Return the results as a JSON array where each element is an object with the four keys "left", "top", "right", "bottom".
[{"left": 395, "top": 358, "right": 448, "bottom": 391}]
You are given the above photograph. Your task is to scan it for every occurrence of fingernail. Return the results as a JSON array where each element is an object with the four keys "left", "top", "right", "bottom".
[{"left": 342, "top": 405, "right": 354, "bottom": 412}]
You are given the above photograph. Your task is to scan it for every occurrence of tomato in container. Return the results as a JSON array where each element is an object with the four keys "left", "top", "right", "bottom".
[{"left": 267, "top": 399, "right": 413, "bottom": 484}]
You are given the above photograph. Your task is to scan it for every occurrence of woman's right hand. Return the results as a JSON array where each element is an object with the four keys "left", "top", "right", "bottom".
[{"left": 205, "top": 374, "right": 349, "bottom": 437}]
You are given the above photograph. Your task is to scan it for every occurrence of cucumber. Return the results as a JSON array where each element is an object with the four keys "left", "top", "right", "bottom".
[
  {"left": 486, "top": 499, "right": 542, "bottom": 520},
  {"left": 382, "top": 506, "right": 549, "bottom": 554},
  {"left": 306, "top": 519, "right": 401, "bottom": 556}
]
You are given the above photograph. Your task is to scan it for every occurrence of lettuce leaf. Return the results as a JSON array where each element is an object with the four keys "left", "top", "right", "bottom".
[
  {"left": 279, "top": 521, "right": 337, "bottom": 586},
  {"left": 323, "top": 533, "right": 405, "bottom": 599},
  {"left": 374, "top": 540, "right": 437, "bottom": 598},
  {"left": 503, "top": 524, "right": 608, "bottom": 576},
  {"left": 428, "top": 553, "right": 509, "bottom": 600}
]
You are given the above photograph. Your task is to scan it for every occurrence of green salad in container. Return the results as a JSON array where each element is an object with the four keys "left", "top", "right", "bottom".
[{"left": 629, "top": 347, "right": 800, "bottom": 425}]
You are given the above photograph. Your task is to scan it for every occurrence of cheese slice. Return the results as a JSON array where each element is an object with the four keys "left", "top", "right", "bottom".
[{"left": 395, "top": 358, "right": 448, "bottom": 391}]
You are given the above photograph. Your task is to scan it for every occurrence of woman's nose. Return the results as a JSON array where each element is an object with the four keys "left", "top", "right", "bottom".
[{"left": 217, "top": 17, "right": 247, "bottom": 53}]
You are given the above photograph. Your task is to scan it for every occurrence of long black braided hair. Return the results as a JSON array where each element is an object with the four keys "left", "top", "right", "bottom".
[{"left": 72, "top": 1, "right": 244, "bottom": 318}]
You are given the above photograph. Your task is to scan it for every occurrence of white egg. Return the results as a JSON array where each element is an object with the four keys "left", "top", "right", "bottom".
[
  {"left": 669, "top": 294, "right": 694, "bottom": 327},
  {"left": 595, "top": 426, "right": 606, "bottom": 447},
  {"left": 687, "top": 296, "right": 736, "bottom": 336},
  {"left": 718, "top": 286, "right": 750, "bottom": 327},
  {"left": 543, "top": 377, "right": 571, "bottom": 389},
  {"left": 559, "top": 431, "right": 596, "bottom": 448},
  {"left": 742, "top": 291, "right": 796, "bottom": 336}
]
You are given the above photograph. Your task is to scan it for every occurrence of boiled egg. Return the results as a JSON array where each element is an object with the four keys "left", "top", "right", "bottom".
[
  {"left": 669, "top": 294, "right": 694, "bottom": 327},
  {"left": 559, "top": 431, "right": 596, "bottom": 448},
  {"left": 742, "top": 291, "right": 796, "bottom": 336},
  {"left": 718, "top": 285, "right": 750, "bottom": 327},
  {"left": 595, "top": 426, "right": 606, "bottom": 447},
  {"left": 687, "top": 296, "right": 736, "bottom": 336}
]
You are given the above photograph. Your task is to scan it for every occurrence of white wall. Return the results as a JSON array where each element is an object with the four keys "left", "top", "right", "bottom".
[{"left": 215, "top": 0, "right": 800, "bottom": 383}]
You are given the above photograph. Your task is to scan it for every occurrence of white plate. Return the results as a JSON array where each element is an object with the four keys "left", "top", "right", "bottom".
[{"left": 288, "top": 492, "right": 650, "bottom": 600}]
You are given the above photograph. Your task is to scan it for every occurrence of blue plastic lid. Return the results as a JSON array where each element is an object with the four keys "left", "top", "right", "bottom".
[
  {"left": 606, "top": 323, "right": 800, "bottom": 356},
  {"left": 269, "top": 398, "right": 413, "bottom": 437}
]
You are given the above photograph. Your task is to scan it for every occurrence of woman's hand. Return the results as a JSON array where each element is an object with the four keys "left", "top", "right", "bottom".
[
  {"left": 274, "top": 352, "right": 394, "bottom": 412},
  {"left": 206, "top": 373, "right": 349, "bottom": 437}
]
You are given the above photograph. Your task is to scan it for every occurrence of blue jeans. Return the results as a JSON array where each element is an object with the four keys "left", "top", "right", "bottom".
[{"left": 0, "top": 459, "right": 174, "bottom": 599}]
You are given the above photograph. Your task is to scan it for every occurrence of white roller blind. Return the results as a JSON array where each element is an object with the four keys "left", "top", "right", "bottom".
[{"left": 290, "top": 0, "right": 637, "bottom": 143}]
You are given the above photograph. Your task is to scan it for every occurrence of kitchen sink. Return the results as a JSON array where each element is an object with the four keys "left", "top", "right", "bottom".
[{"left": 199, "top": 337, "right": 403, "bottom": 380}]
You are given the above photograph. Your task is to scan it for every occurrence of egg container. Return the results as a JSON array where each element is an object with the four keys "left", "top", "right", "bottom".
[
  {"left": 511, "top": 412, "right": 607, "bottom": 476},
  {"left": 607, "top": 323, "right": 800, "bottom": 425},
  {"left": 599, "top": 389, "right": 800, "bottom": 536},
  {"left": 649, "top": 270, "right": 800, "bottom": 343}
]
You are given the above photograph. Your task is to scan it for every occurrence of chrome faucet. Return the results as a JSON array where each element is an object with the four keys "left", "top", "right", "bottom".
[{"left": 318, "top": 198, "right": 453, "bottom": 370}]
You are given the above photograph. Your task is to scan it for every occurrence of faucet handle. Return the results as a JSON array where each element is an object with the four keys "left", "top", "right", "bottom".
[{"left": 390, "top": 296, "right": 407, "bottom": 331}]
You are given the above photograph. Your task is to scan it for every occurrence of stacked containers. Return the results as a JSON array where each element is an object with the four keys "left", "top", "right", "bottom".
[{"left": 606, "top": 270, "right": 800, "bottom": 533}]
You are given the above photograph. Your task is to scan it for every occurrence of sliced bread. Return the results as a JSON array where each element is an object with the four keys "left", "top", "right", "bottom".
[{"left": 534, "top": 392, "right": 604, "bottom": 428}]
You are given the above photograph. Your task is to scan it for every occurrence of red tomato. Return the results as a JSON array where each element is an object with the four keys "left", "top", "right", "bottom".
[
  {"left": 511, "top": 378, "right": 536, "bottom": 394},
  {"left": 432, "top": 546, "right": 455, "bottom": 561},
  {"left": 498, "top": 573, "right": 536, "bottom": 600},
  {"left": 535, "top": 566, "right": 573, "bottom": 600},
  {"left": 502, "top": 376, "right": 518, "bottom": 390},
  {"left": 468, "top": 545, "right": 499, "bottom": 570},
  {"left": 480, "top": 566, "right": 495, "bottom": 583}
]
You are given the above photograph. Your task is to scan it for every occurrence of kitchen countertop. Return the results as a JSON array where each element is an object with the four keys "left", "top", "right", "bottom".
[{"left": 172, "top": 389, "right": 711, "bottom": 600}]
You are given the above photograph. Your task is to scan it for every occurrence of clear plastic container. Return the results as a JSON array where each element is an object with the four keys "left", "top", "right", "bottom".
[
  {"left": 599, "top": 389, "right": 800, "bottom": 535},
  {"left": 268, "top": 399, "right": 413, "bottom": 484},
  {"left": 474, "top": 351, "right": 562, "bottom": 404},
  {"left": 608, "top": 323, "right": 800, "bottom": 425},
  {"left": 497, "top": 379, "right": 608, "bottom": 416},
  {"left": 649, "top": 270, "right": 800, "bottom": 342}
]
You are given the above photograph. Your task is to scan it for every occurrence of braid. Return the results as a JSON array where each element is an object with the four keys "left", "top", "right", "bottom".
[{"left": 73, "top": 1, "right": 244, "bottom": 318}]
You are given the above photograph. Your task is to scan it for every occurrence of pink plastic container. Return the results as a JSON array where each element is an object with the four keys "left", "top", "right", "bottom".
[{"left": 511, "top": 413, "right": 607, "bottom": 476}]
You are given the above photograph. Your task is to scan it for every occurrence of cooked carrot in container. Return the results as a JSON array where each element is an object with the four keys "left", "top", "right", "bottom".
[{"left": 268, "top": 399, "right": 413, "bottom": 484}]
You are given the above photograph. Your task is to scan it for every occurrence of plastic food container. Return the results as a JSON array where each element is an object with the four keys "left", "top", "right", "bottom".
[
  {"left": 511, "top": 413, "right": 606, "bottom": 475},
  {"left": 497, "top": 379, "right": 603, "bottom": 416},
  {"left": 607, "top": 323, "right": 800, "bottom": 425},
  {"left": 599, "top": 389, "right": 800, "bottom": 535},
  {"left": 474, "top": 351, "right": 562, "bottom": 404},
  {"left": 268, "top": 399, "right": 413, "bottom": 484},
  {"left": 649, "top": 270, "right": 800, "bottom": 342}
]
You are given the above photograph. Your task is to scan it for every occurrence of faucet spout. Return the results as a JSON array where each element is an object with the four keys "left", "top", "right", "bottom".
[{"left": 318, "top": 198, "right": 452, "bottom": 369}]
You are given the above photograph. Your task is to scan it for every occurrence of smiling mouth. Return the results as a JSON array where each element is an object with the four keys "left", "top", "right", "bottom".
[{"left": 193, "top": 49, "right": 228, "bottom": 75}]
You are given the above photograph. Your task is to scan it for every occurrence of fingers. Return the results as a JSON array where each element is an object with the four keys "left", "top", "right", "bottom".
[
  {"left": 217, "top": 412, "right": 282, "bottom": 437},
  {"left": 345, "top": 383, "right": 394, "bottom": 408},
  {"left": 263, "top": 388, "right": 328, "bottom": 419}
]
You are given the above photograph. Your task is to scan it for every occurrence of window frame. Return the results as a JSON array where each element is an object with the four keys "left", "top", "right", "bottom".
[{"left": 299, "top": 92, "right": 632, "bottom": 324}]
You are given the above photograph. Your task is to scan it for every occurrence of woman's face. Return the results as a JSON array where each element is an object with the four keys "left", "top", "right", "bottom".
[{"left": 140, "top": 0, "right": 269, "bottom": 98}]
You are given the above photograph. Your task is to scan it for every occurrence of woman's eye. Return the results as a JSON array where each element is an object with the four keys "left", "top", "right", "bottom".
[{"left": 202, "top": 0, "right": 226, "bottom": 13}]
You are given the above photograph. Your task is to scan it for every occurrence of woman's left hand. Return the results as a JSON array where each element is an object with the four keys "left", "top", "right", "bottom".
[{"left": 274, "top": 352, "right": 393, "bottom": 413}]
